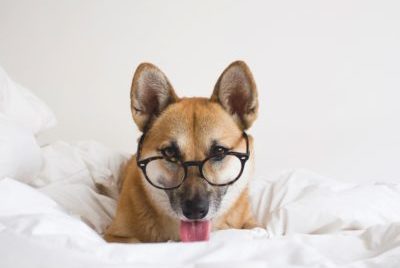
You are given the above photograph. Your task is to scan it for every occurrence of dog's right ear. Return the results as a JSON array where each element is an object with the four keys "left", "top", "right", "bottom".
[
  {"left": 211, "top": 61, "right": 258, "bottom": 129},
  {"left": 130, "top": 63, "right": 178, "bottom": 132}
]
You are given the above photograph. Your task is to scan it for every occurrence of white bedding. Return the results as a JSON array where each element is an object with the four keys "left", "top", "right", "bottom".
[{"left": 1, "top": 142, "right": 400, "bottom": 268}]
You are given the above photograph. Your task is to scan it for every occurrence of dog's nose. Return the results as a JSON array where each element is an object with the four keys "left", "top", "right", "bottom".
[{"left": 182, "top": 197, "right": 209, "bottom": 220}]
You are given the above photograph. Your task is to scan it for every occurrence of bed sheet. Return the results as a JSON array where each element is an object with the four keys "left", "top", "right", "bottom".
[{"left": 1, "top": 141, "right": 400, "bottom": 267}]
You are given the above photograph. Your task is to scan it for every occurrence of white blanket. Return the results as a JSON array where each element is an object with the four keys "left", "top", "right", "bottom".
[{"left": 1, "top": 142, "right": 400, "bottom": 267}]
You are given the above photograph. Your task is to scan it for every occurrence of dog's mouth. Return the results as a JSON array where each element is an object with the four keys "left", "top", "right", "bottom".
[{"left": 179, "top": 220, "right": 211, "bottom": 242}]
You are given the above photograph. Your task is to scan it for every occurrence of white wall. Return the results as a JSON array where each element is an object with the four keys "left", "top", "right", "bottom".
[{"left": 1, "top": 0, "right": 399, "bottom": 183}]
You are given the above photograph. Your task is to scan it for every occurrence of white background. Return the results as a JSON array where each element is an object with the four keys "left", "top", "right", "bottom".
[{"left": 1, "top": 0, "right": 399, "bottom": 183}]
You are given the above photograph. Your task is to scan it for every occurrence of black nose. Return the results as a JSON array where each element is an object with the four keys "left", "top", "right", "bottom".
[{"left": 182, "top": 196, "right": 209, "bottom": 220}]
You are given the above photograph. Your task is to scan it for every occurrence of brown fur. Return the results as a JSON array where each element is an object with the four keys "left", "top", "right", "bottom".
[{"left": 105, "top": 61, "right": 259, "bottom": 243}]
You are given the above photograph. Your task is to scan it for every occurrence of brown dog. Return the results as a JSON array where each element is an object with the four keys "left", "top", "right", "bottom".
[{"left": 104, "top": 61, "right": 259, "bottom": 243}]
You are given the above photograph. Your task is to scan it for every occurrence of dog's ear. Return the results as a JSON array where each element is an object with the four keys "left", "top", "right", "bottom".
[
  {"left": 211, "top": 61, "right": 258, "bottom": 129},
  {"left": 130, "top": 63, "right": 178, "bottom": 132}
]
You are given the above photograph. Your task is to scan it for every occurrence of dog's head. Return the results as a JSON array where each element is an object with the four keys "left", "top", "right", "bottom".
[{"left": 130, "top": 61, "right": 258, "bottom": 240}]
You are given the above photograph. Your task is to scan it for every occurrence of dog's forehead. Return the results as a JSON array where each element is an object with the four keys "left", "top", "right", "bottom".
[
  {"left": 147, "top": 98, "right": 241, "bottom": 154},
  {"left": 175, "top": 98, "right": 238, "bottom": 134}
]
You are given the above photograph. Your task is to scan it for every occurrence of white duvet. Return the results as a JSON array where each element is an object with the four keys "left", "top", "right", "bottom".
[{"left": 1, "top": 141, "right": 400, "bottom": 268}]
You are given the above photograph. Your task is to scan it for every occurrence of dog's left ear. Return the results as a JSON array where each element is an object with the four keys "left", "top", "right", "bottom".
[
  {"left": 130, "top": 63, "right": 178, "bottom": 132},
  {"left": 211, "top": 61, "right": 258, "bottom": 129}
]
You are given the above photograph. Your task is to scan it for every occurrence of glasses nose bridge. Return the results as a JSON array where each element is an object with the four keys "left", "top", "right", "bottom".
[
  {"left": 183, "top": 160, "right": 203, "bottom": 174},
  {"left": 183, "top": 160, "right": 202, "bottom": 167}
]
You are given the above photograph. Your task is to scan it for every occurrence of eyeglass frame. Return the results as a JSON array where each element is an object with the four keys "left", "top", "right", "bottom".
[{"left": 136, "top": 132, "right": 250, "bottom": 190}]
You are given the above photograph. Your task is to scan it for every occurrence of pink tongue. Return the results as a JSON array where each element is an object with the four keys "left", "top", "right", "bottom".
[{"left": 180, "top": 220, "right": 211, "bottom": 242}]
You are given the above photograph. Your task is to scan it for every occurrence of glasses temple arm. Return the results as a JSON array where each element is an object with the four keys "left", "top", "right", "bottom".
[
  {"left": 243, "top": 132, "right": 250, "bottom": 156},
  {"left": 136, "top": 133, "right": 146, "bottom": 164}
]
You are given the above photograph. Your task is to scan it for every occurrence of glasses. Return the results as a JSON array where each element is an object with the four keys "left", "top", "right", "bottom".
[{"left": 136, "top": 132, "right": 250, "bottom": 190}]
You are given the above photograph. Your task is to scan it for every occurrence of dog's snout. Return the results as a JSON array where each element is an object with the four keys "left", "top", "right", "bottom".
[{"left": 182, "top": 196, "right": 209, "bottom": 220}]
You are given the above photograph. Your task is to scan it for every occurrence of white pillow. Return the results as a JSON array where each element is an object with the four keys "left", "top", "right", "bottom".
[
  {"left": 0, "top": 65, "right": 56, "bottom": 135},
  {"left": 0, "top": 115, "right": 43, "bottom": 183}
]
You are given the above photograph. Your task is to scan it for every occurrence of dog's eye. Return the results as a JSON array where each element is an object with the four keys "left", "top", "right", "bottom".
[
  {"left": 161, "top": 146, "right": 179, "bottom": 162},
  {"left": 210, "top": 146, "right": 228, "bottom": 160},
  {"left": 211, "top": 146, "right": 227, "bottom": 155}
]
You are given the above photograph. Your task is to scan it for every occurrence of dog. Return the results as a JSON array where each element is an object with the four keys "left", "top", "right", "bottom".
[{"left": 104, "top": 61, "right": 259, "bottom": 243}]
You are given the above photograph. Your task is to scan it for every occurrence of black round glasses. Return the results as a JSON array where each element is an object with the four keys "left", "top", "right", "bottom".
[{"left": 136, "top": 132, "right": 250, "bottom": 190}]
